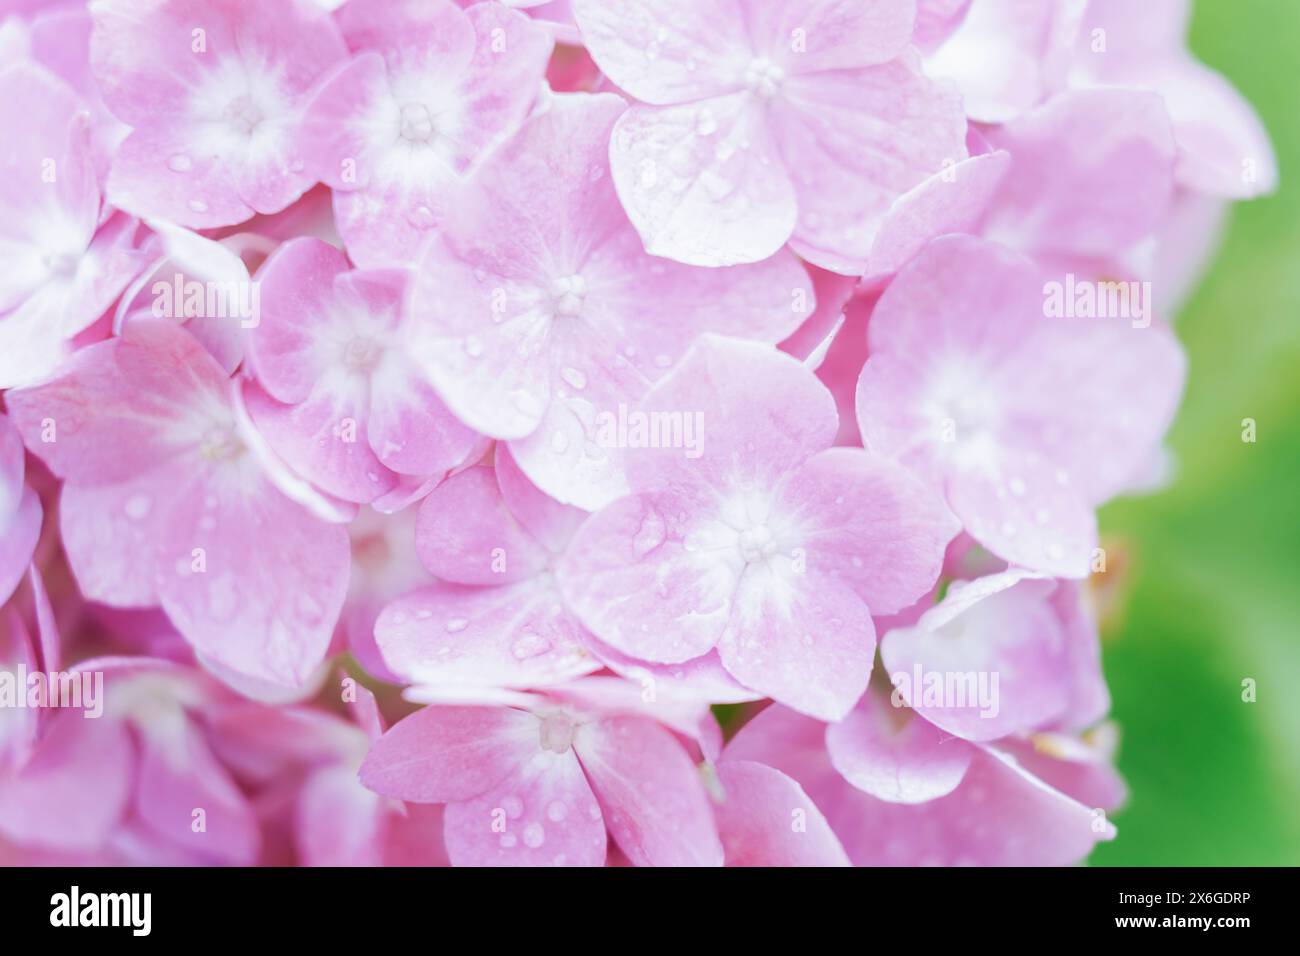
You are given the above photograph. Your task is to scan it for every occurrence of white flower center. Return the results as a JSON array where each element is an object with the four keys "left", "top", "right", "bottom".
[
  {"left": 737, "top": 524, "right": 778, "bottom": 563},
  {"left": 399, "top": 102, "right": 437, "bottom": 144},
  {"left": 743, "top": 58, "right": 785, "bottom": 100},
  {"left": 549, "top": 275, "right": 587, "bottom": 318},
  {"left": 224, "top": 95, "right": 265, "bottom": 136},
  {"left": 538, "top": 713, "right": 577, "bottom": 754}
]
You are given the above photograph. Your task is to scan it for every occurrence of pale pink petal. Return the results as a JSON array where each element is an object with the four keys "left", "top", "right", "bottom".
[
  {"left": 715, "top": 760, "right": 850, "bottom": 866},
  {"left": 575, "top": 715, "right": 722, "bottom": 866},
  {"left": 157, "top": 471, "right": 351, "bottom": 689},
  {"left": 376, "top": 581, "right": 599, "bottom": 690},
  {"left": 359, "top": 704, "right": 536, "bottom": 803},
  {"left": 774, "top": 56, "right": 969, "bottom": 274},
  {"left": 718, "top": 565, "right": 876, "bottom": 721},
  {"left": 296, "top": 764, "right": 385, "bottom": 867},
  {"left": 826, "top": 687, "right": 974, "bottom": 803},
  {"left": 608, "top": 95, "right": 797, "bottom": 266},
  {"left": 0, "top": 713, "right": 134, "bottom": 851},
  {"left": 444, "top": 741, "right": 606, "bottom": 867},
  {"left": 571, "top": 0, "right": 751, "bottom": 104},
  {"left": 415, "top": 465, "right": 549, "bottom": 585},
  {"left": 775, "top": 447, "right": 958, "bottom": 615},
  {"left": 134, "top": 719, "right": 261, "bottom": 865}
]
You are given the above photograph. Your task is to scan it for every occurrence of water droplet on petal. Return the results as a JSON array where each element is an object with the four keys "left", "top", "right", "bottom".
[
  {"left": 523, "top": 822, "right": 545, "bottom": 848},
  {"left": 167, "top": 154, "right": 192, "bottom": 173},
  {"left": 445, "top": 617, "right": 469, "bottom": 633}
]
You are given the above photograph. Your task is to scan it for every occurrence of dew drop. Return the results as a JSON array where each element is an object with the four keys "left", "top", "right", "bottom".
[
  {"left": 445, "top": 617, "right": 469, "bottom": 633},
  {"left": 523, "top": 822, "right": 546, "bottom": 848},
  {"left": 167, "top": 154, "right": 193, "bottom": 173}
]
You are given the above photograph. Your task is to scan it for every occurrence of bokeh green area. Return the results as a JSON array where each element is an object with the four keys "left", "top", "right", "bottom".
[{"left": 1090, "top": 0, "right": 1300, "bottom": 865}]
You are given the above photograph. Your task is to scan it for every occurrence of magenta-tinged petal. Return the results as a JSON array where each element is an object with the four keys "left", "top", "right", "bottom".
[
  {"left": 827, "top": 690, "right": 974, "bottom": 804},
  {"left": 246, "top": 237, "right": 350, "bottom": 404},
  {"left": 7, "top": 318, "right": 231, "bottom": 484},
  {"left": 93, "top": 0, "right": 347, "bottom": 228},
  {"left": 444, "top": 741, "right": 606, "bottom": 867},
  {"left": 776, "top": 447, "right": 958, "bottom": 615},
  {"left": 0, "top": 415, "right": 26, "bottom": 526},
  {"left": 945, "top": 449, "right": 1098, "bottom": 577},
  {"left": 571, "top": 0, "right": 751, "bottom": 104},
  {"left": 575, "top": 715, "right": 722, "bottom": 866},
  {"left": 244, "top": 381, "right": 397, "bottom": 504},
  {"left": 743, "top": 0, "right": 916, "bottom": 72},
  {"left": 866, "top": 150, "right": 1010, "bottom": 281},
  {"left": 366, "top": 369, "right": 482, "bottom": 479},
  {"left": 416, "top": 465, "right": 549, "bottom": 585},
  {"left": 559, "top": 491, "right": 740, "bottom": 664},
  {"left": 981, "top": 89, "right": 1176, "bottom": 259},
  {"left": 608, "top": 95, "right": 797, "bottom": 267},
  {"left": 495, "top": 444, "right": 586, "bottom": 555},
  {"left": 774, "top": 57, "right": 969, "bottom": 274},
  {"left": 880, "top": 571, "right": 1071, "bottom": 741},
  {"left": 925, "top": 0, "right": 1083, "bottom": 123},
  {"left": 715, "top": 760, "right": 850, "bottom": 866},
  {"left": 719, "top": 566, "right": 876, "bottom": 721},
  {"left": 832, "top": 746, "right": 1116, "bottom": 866},
  {"left": 0, "top": 712, "right": 134, "bottom": 851},
  {"left": 56, "top": 466, "right": 188, "bottom": 608},
  {"left": 295, "top": 764, "right": 385, "bottom": 867},
  {"left": 375, "top": 580, "right": 599, "bottom": 691},
  {"left": 625, "top": 335, "right": 839, "bottom": 493},
  {"left": 360, "top": 705, "right": 536, "bottom": 804},
  {"left": 309, "top": 2, "right": 551, "bottom": 266},
  {"left": 156, "top": 472, "right": 350, "bottom": 689},
  {"left": 134, "top": 719, "right": 261, "bottom": 865}
]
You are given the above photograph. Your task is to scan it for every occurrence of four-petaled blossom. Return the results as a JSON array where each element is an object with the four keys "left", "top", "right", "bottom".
[
  {"left": 572, "top": 0, "right": 968, "bottom": 271},
  {"left": 560, "top": 335, "right": 958, "bottom": 721}
]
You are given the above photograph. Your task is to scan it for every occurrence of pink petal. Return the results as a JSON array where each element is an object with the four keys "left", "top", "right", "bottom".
[
  {"left": 774, "top": 56, "right": 969, "bottom": 274},
  {"left": 981, "top": 89, "right": 1176, "bottom": 259},
  {"left": 0, "top": 712, "right": 134, "bottom": 851},
  {"left": 715, "top": 760, "right": 850, "bottom": 866},
  {"left": 157, "top": 471, "right": 350, "bottom": 689},
  {"left": 359, "top": 704, "right": 536, "bottom": 804},
  {"left": 571, "top": 0, "right": 752, "bottom": 104},
  {"left": 776, "top": 447, "right": 958, "bottom": 615},
  {"left": 415, "top": 465, "right": 549, "bottom": 585},
  {"left": 444, "top": 740, "right": 606, "bottom": 867},
  {"left": 134, "top": 719, "right": 261, "bottom": 865},
  {"left": 375, "top": 580, "right": 599, "bottom": 691},
  {"left": 826, "top": 687, "right": 974, "bottom": 803},
  {"left": 718, "top": 565, "right": 877, "bottom": 721},
  {"left": 608, "top": 95, "right": 797, "bottom": 266},
  {"left": 575, "top": 715, "right": 722, "bottom": 866}
]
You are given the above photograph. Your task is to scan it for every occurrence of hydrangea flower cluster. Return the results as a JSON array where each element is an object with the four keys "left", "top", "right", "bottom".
[{"left": 0, "top": 0, "right": 1274, "bottom": 866}]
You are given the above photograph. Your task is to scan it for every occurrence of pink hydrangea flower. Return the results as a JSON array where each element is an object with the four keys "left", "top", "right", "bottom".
[
  {"left": 91, "top": 0, "right": 348, "bottom": 228},
  {"left": 559, "top": 335, "right": 959, "bottom": 720},
  {"left": 723, "top": 696, "right": 1121, "bottom": 866},
  {"left": 863, "top": 88, "right": 1177, "bottom": 285},
  {"left": 406, "top": 91, "right": 812, "bottom": 509},
  {"left": 0, "top": 63, "right": 148, "bottom": 388},
  {"left": 0, "top": 654, "right": 262, "bottom": 865},
  {"left": 360, "top": 684, "right": 723, "bottom": 866},
  {"left": 244, "top": 237, "right": 484, "bottom": 503},
  {"left": 6, "top": 319, "right": 350, "bottom": 689},
  {"left": 304, "top": 0, "right": 553, "bottom": 266},
  {"left": 571, "top": 0, "right": 968, "bottom": 270},
  {"left": 856, "top": 235, "right": 1185, "bottom": 577}
]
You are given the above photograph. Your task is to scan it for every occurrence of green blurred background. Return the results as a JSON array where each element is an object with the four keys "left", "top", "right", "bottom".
[{"left": 1091, "top": 0, "right": 1300, "bottom": 865}]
